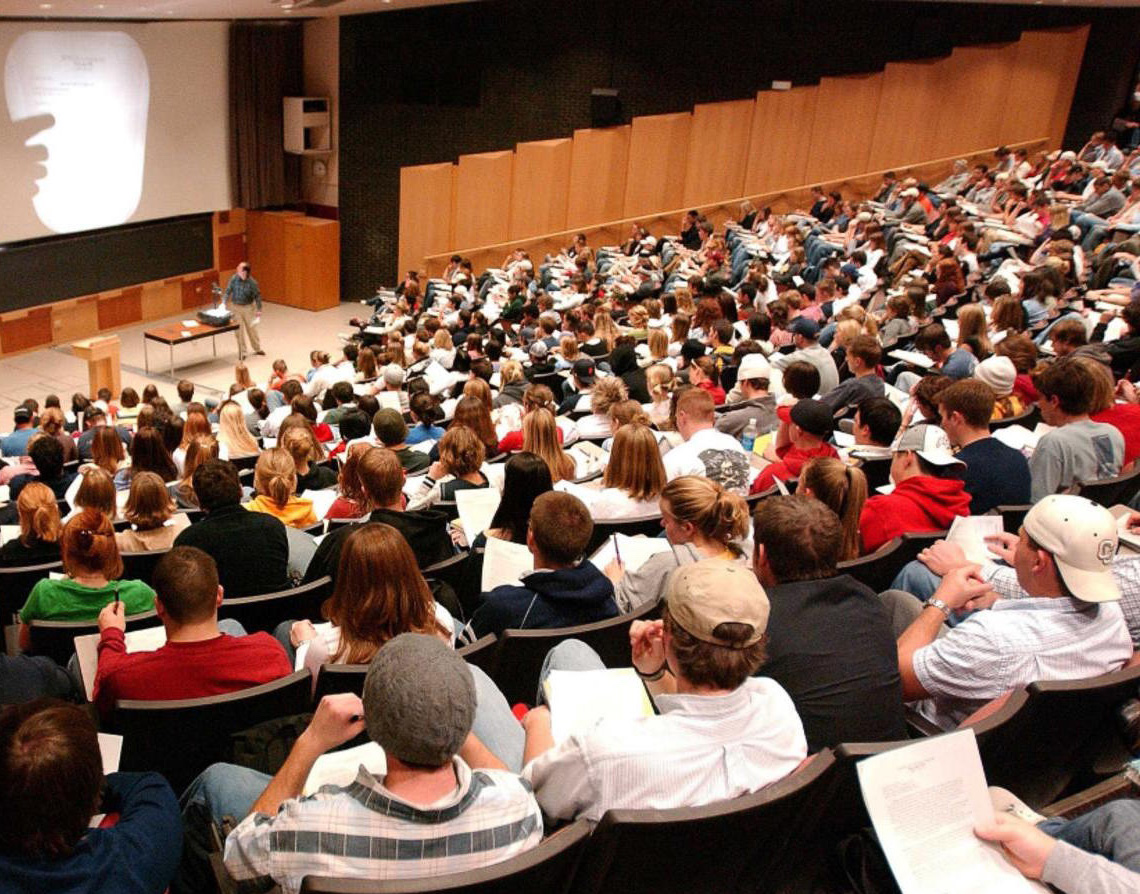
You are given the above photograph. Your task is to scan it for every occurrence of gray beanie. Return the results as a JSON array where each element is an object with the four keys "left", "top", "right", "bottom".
[{"left": 363, "top": 633, "right": 475, "bottom": 767}]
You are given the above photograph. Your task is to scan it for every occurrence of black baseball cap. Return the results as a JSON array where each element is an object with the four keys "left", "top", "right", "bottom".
[
  {"left": 790, "top": 398, "right": 834, "bottom": 438},
  {"left": 573, "top": 358, "right": 597, "bottom": 384}
]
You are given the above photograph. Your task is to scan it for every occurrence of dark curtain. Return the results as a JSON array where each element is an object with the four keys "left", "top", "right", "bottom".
[{"left": 229, "top": 21, "right": 303, "bottom": 209}]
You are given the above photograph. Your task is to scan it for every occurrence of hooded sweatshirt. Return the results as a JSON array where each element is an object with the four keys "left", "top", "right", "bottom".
[
  {"left": 858, "top": 475, "right": 971, "bottom": 554},
  {"left": 610, "top": 344, "right": 651, "bottom": 403},
  {"left": 469, "top": 561, "right": 618, "bottom": 638}
]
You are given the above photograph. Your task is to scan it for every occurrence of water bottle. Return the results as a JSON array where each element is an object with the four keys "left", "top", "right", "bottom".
[{"left": 741, "top": 418, "right": 758, "bottom": 453}]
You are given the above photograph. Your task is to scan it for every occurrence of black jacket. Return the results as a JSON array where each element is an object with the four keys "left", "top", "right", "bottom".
[
  {"left": 610, "top": 344, "right": 651, "bottom": 404},
  {"left": 174, "top": 503, "right": 290, "bottom": 597},
  {"left": 469, "top": 561, "right": 617, "bottom": 638},
  {"left": 303, "top": 507, "right": 453, "bottom": 584}
]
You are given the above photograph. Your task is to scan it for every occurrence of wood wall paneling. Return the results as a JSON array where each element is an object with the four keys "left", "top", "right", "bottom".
[
  {"left": 180, "top": 272, "right": 218, "bottom": 311},
  {"left": 804, "top": 73, "right": 884, "bottom": 184},
  {"left": 931, "top": 45, "right": 1015, "bottom": 160},
  {"left": 1047, "top": 26, "right": 1092, "bottom": 148},
  {"left": 247, "top": 210, "right": 303, "bottom": 303},
  {"left": 683, "top": 99, "right": 755, "bottom": 206},
  {"left": 398, "top": 162, "right": 456, "bottom": 277},
  {"left": 623, "top": 112, "right": 691, "bottom": 219},
  {"left": 97, "top": 287, "right": 143, "bottom": 331},
  {"left": 50, "top": 297, "right": 100, "bottom": 346},
  {"left": 509, "top": 138, "right": 572, "bottom": 240},
  {"left": 1001, "top": 29, "right": 1075, "bottom": 146},
  {"left": 452, "top": 151, "right": 514, "bottom": 250},
  {"left": 566, "top": 127, "right": 632, "bottom": 230},
  {"left": 744, "top": 87, "right": 819, "bottom": 195},
  {"left": 141, "top": 281, "right": 183, "bottom": 321},
  {"left": 866, "top": 58, "right": 946, "bottom": 172},
  {"left": 0, "top": 307, "right": 53, "bottom": 354}
]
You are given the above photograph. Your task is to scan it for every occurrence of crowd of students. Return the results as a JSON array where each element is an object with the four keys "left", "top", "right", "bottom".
[{"left": 5, "top": 131, "right": 1140, "bottom": 893}]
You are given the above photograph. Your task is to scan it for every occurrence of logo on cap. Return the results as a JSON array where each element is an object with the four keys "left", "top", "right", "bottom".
[{"left": 1098, "top": 540, "right": 1116, "bottom": 565}]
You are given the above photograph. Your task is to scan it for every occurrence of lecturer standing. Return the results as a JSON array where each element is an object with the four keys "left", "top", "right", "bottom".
[{"left": 224, "top": 261, "right": 264, "bottom": 356}]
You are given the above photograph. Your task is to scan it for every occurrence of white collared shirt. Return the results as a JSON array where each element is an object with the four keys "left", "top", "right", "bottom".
[{"left": 523, "top": 678, "right": 806, "bottom": 823}]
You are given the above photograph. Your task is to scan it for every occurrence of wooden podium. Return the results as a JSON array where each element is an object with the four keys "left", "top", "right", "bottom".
[{"left": 72, "top": 335, "right": 121, "bottom": 398}]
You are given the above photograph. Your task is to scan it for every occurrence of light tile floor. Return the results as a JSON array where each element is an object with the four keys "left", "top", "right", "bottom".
[{"left": 0, "top": 301, "right": 369, "bottom": 423}]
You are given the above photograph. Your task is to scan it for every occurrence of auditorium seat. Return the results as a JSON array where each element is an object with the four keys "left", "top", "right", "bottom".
[
  {"left": 837, "top": 531, "right": 944, "bottom": 594},
  {"left": 313, "top": 663, "right": 369, "bottom": 702},
  {"left": 989, "top": 405, "right": 1041, "bottom": 431},
  {"left": 585, "top": 514, "right": 663, "bottom": 555},
  {"left": 987, "top": 504, "right": 1032, "bottom": 535},
  {"left": 299, "top": 819, "right": 591, "bottom": 894},
  {"left": 27, "top": 610, "right": 163, "bottom": 667},
  {"left": 1070, "top": 464, "right": 1140, "bottom": 509},
  {"left": 120, "top": 548, "right": 170, "bottom": 587},
  {"left": 0, "top": 559, "right": 63, "bottom": 621},
  {"left": 113, "top": 669, "right": 313, "bottom": 793},
  {"left": 217, "top": 575, "right": 334, "bottom": 634},
  {"left": 567, "top": 751, "right": 841, "bottom": 894},
  {"left": 423, "top": 553, "right": 471, "bottom": 621}
]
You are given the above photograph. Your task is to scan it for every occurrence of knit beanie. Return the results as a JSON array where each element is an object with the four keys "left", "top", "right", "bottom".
[
  {"left": 974, "top": 355, "right": 1016, "bottom": 398},
  {"left": 363, "top": 633, "right": 475, "bottom": 767}
]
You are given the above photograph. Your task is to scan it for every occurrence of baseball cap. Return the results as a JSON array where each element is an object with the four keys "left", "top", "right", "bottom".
[
  {"left": 572, "top": 357, "right": 597, "bottom": 384},
  {"left": 383, "top": 364, "right": 406, "bottom": 388},
  {"left": 680, "top": 339, "right": 707, "bottom": 363},
  {"left": 13, "top": 406, "right": 31, "bottom": 423},
  {"left": 901, "top": 187, "right": 920, "bottom": 198},
  {"left": 974, "top": 355, "right": 1016, "bottom": 398},
  {"left": 363, "top": 633, "right": 476, "bottom": 766},
  {"left": 737, "top": 353, "right": 771, "bottom": 381},
  {"left": 1023, "top": 495, "right": 1120, "bottom": 603},
  {"left": 789, "top": 398, "right": 833, "bottom": 438},
  {"left": 529, "top": 341, "right": 549, "bottom": 359},
  {"left": 664, "top": 559, "right": 769, "bottom": 647},
  {"left": 890, "top": 423, "right": 965, "bottom": 468},
  {"left": 788, "top": 317, "right": 820, "bottom": 340}
]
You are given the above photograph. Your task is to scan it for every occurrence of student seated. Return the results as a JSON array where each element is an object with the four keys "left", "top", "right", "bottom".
[
  {"left": 0, "top": 699, "right": 182, "bottom": 894},
  {"left": 751, "top": 398, "right": 839, "bottom": 493},
  {"left": 663, "top": 389, "right": 752, "bottom": 495},
  {"left": 858, "top": 424, "right": 971, "bottom": 554},
  {"left": 467, "top": 492, "right": 616, "bottom": 638},
  {"left": 174, "top": 460, "right": 290, "bottom": 598},
  {"left": 244, "top": 448, "right": 319, "bottom": 529},
  {"left": 0, "top": 482, "right": 62, "bottom": 568},
  {"left": 820, "top": 334, "right": 885, "bottom": 415},
  {"left": 92, "top": 547, "right": 291, "bottom": 718},
  {"left": 281, "top": 427, "right": 337, "bottom": 493},
  {"left": 370, "top": 408, "right": 430, "bottom": 475},
  {"left": 406, "top": 424, "right": 490, "bottom": 510},
  {"left": 115, "top": 472, "right": 192, "bottom": 553},
  {"left": 472, "top": 451, "right": 553, "bottom": 549},
  {"left": 179, "top": 635, "right": 542, "bottom": 894},
  {"left": 578, "top": 423, "right": 666, "bottom": 519},
  {"left": 8, "top": 433, "right": 76, "bottom": 503},
  {"left": 714, "top": 352, "right": 778, "bottom": 438},
  {"left": 18, "top": 509, "right": 156, "bottom": 651},
  {"left": 491, "top": 559, "right": 807, "bottom": 824},
  {"left": 752, "top": 495, "right": 906, "bottom": 750}
]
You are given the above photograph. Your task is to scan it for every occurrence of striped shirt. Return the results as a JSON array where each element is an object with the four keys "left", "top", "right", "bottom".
[
  {"left": 224, "top": 759, "right": 542, "bottom": 894},
  {"left": 523, "top": 678, "right": 807, "bottom": 824},
  {"left": 913, "top": 596, "right": 1132, "bottom": 730}
]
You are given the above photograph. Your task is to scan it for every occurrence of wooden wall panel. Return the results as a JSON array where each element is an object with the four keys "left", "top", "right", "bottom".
[
  {"left": 1001, "top": 30, "right": 1067, "bottom": 146},
  {"left": 398, "top": 162, "right": 455, "bottom": 278},
  {"left": 805, "top": 73, "right": 884, "bottom": 184},
  {"left": 933, "top": 45, "right": 1016, "bottom": 159},
  {"left": 50, "top": 297, "right": 100, "bottom": 346},
  {"left": 683, "top": 99, "right": 755, "bottom": 206},
  {"left": 453, "top": 151, "right": 513, "bottom": 250},
  {"left": 623, "top": 112, "right": 691, "bottom": 218},
  {"left": 744, "top": 87, "right": 818, "bottom": 195},
  {"left": 1047, "top": 26, "right": 1091, "bottom": 148},
  {"left": 0, "top": 307, "right": 53, "bottom": 354},
  {"left": 566, "top": 127, "right": 631, "bottom": 230},
  {"left": 509, "top": 138, "right": 571, "bottom": 239},
  {"left": 866, "top": 59, "right": 946, "bottom": 172},
  {"left": 97, "top": 287, "right": 142, "bottom": 331}
]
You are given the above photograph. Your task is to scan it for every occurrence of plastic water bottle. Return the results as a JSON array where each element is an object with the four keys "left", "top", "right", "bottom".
[{"left": 741, "top": 418, "right": 758, "bottom": 453}]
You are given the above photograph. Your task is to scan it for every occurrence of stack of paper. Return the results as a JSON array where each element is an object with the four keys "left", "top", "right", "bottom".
[
  {"left": 888, "top": 349, "right": 935, "bottom": 369},
  {"left": 947, "top": 515, "right": 1003, "bottom": 565},
  {"left": 542, "top": 668, "right": 655, "bottom": 744},
  {"left": 75, "top": 625, "right": 167, "bottom": 702},
  {"left": 991, "top": 423, "right": 1053, "bottom": 454},
  {"left": 302, "top": 489, "right": 338, "bottom": 521},
  {"left": 858, "top": 729, "right": 1047, "bottom": 893},
  {"left": 589, "top": 533, "right": 674, "bottom": 574},
  {"left": 456, "top": 488, "right": 501, "bottom": 539},
  {"left": 481, "top": 536, "right": 533, "bottom": 592}
]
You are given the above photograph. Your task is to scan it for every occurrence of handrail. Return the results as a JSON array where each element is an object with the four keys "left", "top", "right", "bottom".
[{"left": 421, "top": 136, "right": 1050, "bottom": 275}]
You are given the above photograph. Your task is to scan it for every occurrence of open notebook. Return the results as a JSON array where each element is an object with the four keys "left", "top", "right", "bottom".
[{"left": 542, "top": 668, "right": 655, "bottom": 744}]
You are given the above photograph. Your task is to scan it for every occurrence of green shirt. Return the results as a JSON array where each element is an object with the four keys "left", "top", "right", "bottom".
[{"left": 20, "top": 578, "right": 156, "bottom": 623}]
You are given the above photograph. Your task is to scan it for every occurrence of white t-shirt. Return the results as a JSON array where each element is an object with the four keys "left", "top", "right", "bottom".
[{"left": 663, "top": 427, "right": 752, "bottom": 495}]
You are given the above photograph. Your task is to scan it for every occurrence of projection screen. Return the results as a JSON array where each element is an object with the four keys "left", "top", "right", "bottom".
[{"left": 0, "top": 20, "right": 230, "bottom": 244}]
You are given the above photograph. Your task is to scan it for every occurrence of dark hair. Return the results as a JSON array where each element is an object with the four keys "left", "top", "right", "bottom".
[
  {"left": 488, "top": 452, "right": 553, "bottom": 544},
  {"left": 662, "top": 604, "right": 767, "bottom": 690},
  {"left": 0, "top": 699, "right": 102, "bottom": 859},
  {"left": 330, "top": 381, "right": 355, "bottom": 405},
  {"left": 153, "top": 546, "right": 220, "bottom": 624},
  {"left": 128, "top": 428, "right": 179, "bottom": 482},
  {"left": 176, "top": 379, "right": 194, "bottom": 402},
  {"left": 782, "top": 361, "right": 821, "bottom": 400},
  {"left": 855, "top": 397, "right": 902, "bottom": 447},
  {"left": 192, "top": 460, "right": 242, "bottom": 512},
  {"left": 409, "top": 391, "right": 442, "bottom": 425},
  {"left": 527, "top": 491, "right": 592, "bottom": 566},
  {"left": 28, "top": 435, "right": 64, "bottom": 480},
  {"left": 915, "top": 323, "right": 952, "bottom": 355},
  {"left": 338, "top": 409, "right": 371, "bottom": 441},
  {"left": 1032, "top": 357, "right": 1096, "bottom": 415},
  {"left": 753, "top": 494, "right": 842, "bottom": 582},
  {"left": 913, "top": 375, "right": 953, "bottom": 426}
]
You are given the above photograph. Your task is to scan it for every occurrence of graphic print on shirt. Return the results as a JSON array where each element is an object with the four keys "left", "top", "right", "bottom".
[
  {"left": 698, "top": 448, "right": 751, "bottom": 494},
  {"left": 1093, "top": 434, "right": 1118, "bottom": 479}
]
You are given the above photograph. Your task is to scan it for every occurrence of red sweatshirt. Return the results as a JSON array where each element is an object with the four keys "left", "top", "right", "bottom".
[
  {"left": 1093, "top": 404, "right": 1140, "bottom": 466},
  {"left": 751, "top": 442, "right": 839, "bottom": 494},
  {"left": 858, "top": 475, "right": 971, "bottom": 554},
  {"left": 93, "top": 628, "right": 293, "bottom": 719}
]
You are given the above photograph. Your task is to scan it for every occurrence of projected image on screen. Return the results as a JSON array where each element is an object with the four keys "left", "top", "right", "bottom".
[{"left": 5, "top": 31, "right": 149, "bottom": 235}]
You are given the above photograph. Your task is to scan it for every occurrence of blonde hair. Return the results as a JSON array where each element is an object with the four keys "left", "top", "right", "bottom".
[
  {"left": 647, "top": 328, "right": 669, "bottom": 360},
  {"left": 463, "top": 378, "right": 493, "bottom": 412},
  {"left": 281, "top": 426, "right": 318, "bottom": 475},
  {"left": 646, "top": 364, "right": 676, "bottom": 402},
  {"left": 661, "top": 476, "right": 750, "bottom": 549},
  {"left": 559, "top": 335, "right": 580, "bottom": 363},
  {"left": 16, "top": 481, "right": 62, "bottom": 546},
  {"left": 956, "top": 304, "right": 991, "bottom": 356},
  {"left": 1072, "top": 354, "right": 1116, "bottom": 413},
  {"left": 593, "top": 312, "right": 621, "bottom": 350},
  {"left": 799, "top": 458, "right": 868, "bottom": 562},
  {"left": 216, "top": 401, "right": 259, "bottom": 457},
  {"left": 522, "top": 409, "right": 575, "bottom": 483},
  {"left": 627, "top": 305, "right": 649, "bottom": 329},
  {"left": 432, "top": 329, "right": 453, "bottom": 350},
  {"left": 255, "top": 448, "right": 297, "bottom": 508},
  {"left": 603, "top": 424, "right": 666, "bottom": 502},
  {"left": 590, "top": 376, "right": 628, "bottom": 417},
  {"left": 834, "top": 319, "right": 862, "bottom": 349},
  {"left": 500, "top": 359, "right": 524, "bottom": 386},
  {"left": 609, "top": 399, "right": 650, "bottom": 431}
]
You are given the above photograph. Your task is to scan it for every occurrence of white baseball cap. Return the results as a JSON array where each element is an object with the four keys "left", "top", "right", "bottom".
[
  {"left": 1023, "top": 495, "right": 1120, "bottom": 603},
  {"left": 890, "top": 423, "right": 965, "bottom": 468},
  {"left": 737, "top": 353, "right": 771, "bottom": 381}
]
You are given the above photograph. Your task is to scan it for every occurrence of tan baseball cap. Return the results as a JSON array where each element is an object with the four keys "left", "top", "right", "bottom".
[
  {"left": 1023, "top": 495, "right": 1120, "bottom": 603},
  {"left": 664, "top": 559, "right": 769, "bottom": 647}
]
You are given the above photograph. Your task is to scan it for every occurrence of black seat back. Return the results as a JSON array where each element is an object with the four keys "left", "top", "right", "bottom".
[
  {"left": 28, "top": 610, "right": 163, "bottom": 667},
  {"left": 836, "top": 531, "right": 944, "bottom": 594},
  {"left": 0, "top": 559, "right": 63, "bottom": 621},
  {"left": 313, "top": 664, "right": 369, "bottom": 702},
  {"left": 120, "top": 549, "right": 170, "bottom": 587},
  {"left": 218, "top": 576, "right": 334, "bottom": 634},
  {"left": 585, "top": 515, "right": 663, "bottom": 557},
  {"left": 113, "top": 670, "right": 313, "bottom": 793},
  {"left": 1071, "top": 464, "right": 1140, "bottom": 508}
]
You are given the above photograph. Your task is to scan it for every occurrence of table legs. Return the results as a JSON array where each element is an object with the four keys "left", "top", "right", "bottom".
[
  {"left": 170, "top": 344, "right": 175, "bottom": 380},
  {"left": 144, "top": 336, "right": 149, "bottom": 374}
]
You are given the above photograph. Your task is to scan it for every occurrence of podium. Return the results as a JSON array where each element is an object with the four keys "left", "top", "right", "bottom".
[{"left": 72, "top": 335, "right": 121, "bottom": 398}]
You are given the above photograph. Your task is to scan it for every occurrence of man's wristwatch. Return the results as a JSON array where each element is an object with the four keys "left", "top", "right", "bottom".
[{"left": 926, "top": 597, "right": 953, "bottom": 620}]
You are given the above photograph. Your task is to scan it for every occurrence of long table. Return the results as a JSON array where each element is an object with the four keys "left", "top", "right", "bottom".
[{"left": 143, "top": 320, "right": 241, "bottom": 378}]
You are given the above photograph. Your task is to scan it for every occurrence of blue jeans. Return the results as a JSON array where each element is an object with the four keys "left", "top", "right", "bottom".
[
  {"left": 891, "top": 561, "right": 941, "bottom": 602},
  {"left": 535, "top": 639, "right": 606, "bottom": 706},
  {"left": 1040, "top": 800, "right": 1140, "bottom": 873}
]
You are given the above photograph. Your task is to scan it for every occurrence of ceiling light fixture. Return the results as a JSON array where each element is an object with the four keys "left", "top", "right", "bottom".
[{"left": 38, "top": 3, "right": 52, "bottom": 8}]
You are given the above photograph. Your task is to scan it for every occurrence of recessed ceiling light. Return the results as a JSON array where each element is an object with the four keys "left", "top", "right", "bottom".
[{"left": 38, "top": 3, "right": 52, "bottom": 8}]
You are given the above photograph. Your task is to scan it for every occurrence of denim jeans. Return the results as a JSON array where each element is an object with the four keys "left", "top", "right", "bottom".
[
  {"left": 535, "top": 639, "right": 607, "bottom": 706},
  {"left": 1040, "top": 800, "right": 1140, "bottom": 873}
]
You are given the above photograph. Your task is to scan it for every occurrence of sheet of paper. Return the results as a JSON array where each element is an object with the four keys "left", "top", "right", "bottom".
[
  {"left": 304, "top": 742, "right": 387, "bottom": 796},
  {"left": 294, "top": 621, "right": 334, "bottom": 672},
  {"left": 991, "top": 425, "right": 1035, "bottom": 452},
  {"left": 947, "top": 515, "right": 1003, "bottom": 565},
  {"left": 0, "top": 485, "right": 9, "bottom": 504},
  {"left": 98, "top": 732, "right": 123, "bottom": 774},
  {"left": 75, "top": 625, "right": 167, "bottom": 702},
  {"left": 302, "top": 489, "right": 337, "bottom": 522},
  {"left": 832, "top": 430, "right": 855, "bottom": 448},
  {"left": 883, "top": 384, "right": 912, "bottom": 413},
  {"left": 456, "top": 488, "right": 501, "bottom": 539},
  {"left": 375, "top": 391, "right": 402, "bottom": 412},
  {"left": 888, "top": 349, "right": 935, "bottom": 369},
  {"left": 481, "top": 536, "right": 533, "bottom": 592},
  {"left": 858, "top": 729, "right": 1047, "bottom": 894},
  {"left": 589, "top": 533, "right": 673, "bottom": 575},
  {"left": 542, "top": 668, "right": 655, "bottom": 744},
  {"left": 0, "top": 525, "right": 20, "bottom": 546}
]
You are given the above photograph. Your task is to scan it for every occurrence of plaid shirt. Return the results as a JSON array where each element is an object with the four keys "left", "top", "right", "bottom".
[
  {"left": 913, "top": 596, "right": 1132, "bottom": 730},
  {"left": 225, "top": 760, "right": 542, "bottom": 894}
]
